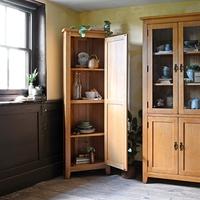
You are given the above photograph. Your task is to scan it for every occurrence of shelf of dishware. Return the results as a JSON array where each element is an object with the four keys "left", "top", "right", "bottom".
[
  {"left": 154, "top": 83, "right": 173, "bottom": 86},
  {"left": 70, "top": 161, "right": 105, "bottom": 172},
  {"left": 185, "top": 82, "right": 200, "bottom": 86},
  {"left": 71, "top": 132, "right": 104, "bottom": 138},
  {"left": 154, "top": 51, "right": 173, "bottom": 56},
  {"left": 71, "top": 99, "right": 104, "bottom": 104},
  {"left": 184, "top": 51, "right": 200, "bottom": 55},
  {"left": 71, "top": 67, "right": 104, "bottom": 72}
]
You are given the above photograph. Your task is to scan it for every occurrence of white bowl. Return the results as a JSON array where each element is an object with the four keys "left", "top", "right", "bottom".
[{"left": 85, "top": 91, "right": 96, "bottom": 99}]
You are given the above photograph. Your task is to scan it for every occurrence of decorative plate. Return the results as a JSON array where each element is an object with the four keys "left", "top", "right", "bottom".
[{"left": 78, "top": 52, "right": 89, "bottom": 66}]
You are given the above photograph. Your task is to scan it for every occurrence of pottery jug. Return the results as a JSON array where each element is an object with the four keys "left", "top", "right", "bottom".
[
  {"left": 188, "top": 98, "right": 200, "bottom": 109},
  {"left": 186, "top": 69, "right": 194, "bottom": 81},
  {"left": 88, "top": 55, "right": 99, "bottom": 69}
]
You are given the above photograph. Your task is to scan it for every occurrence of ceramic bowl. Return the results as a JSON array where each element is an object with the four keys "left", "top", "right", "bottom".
[{"left": 85, "top": 91, "right": 96, "bottom": 99}]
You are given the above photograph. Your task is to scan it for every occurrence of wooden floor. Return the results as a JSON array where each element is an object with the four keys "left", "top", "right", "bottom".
[{"left": 0, "top": 175, "right": 200, "bottom": 200}]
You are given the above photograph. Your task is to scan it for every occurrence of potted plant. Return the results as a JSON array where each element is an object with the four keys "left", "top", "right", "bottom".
[
  {"left": 27, "top": 68, "right": 38, "bottom": 96},
  {"left": 122, "top": 110, "right": 142, "bottom": 179},
  {"left": 87, "top": 146, "right": 96, "bottom": 163}
]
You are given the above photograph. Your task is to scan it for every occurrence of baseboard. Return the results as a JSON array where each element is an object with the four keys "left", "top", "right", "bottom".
[{"left": 0, "top": 162, "right": 63, "bottom": 196}]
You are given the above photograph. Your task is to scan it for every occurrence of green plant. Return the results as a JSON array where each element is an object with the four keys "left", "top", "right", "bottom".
[
  {"left": 27, "top": 68, "right": 38, "bottom": 85},
  {"left": 186, "top": 64, "right": 200, "bottom": 71},
  {"left": 87, "top": 146, "right": 96, "bottom": 153},
  {"left": 127, "top": 110, "right": 142, "bottom": 165},
  {"left": 70, "top": 25, "right": 94, "bottom": 37}
]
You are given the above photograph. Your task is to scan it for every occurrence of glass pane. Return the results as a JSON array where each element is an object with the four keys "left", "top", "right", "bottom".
[
  {"left": 183, "top": 26, "right": 200, "bottom": 110},
  {"left": 9, "top": 49, "right": 27, "bottom": 89},
  {"left": 0, "top": 4, "right": 6, "bottom": 45},
  {"left": 6, "top": 7, "right": 26, "bottom": 48},
  {"left": 0, "top": 47, "right": 8, "bottom": 89},
  {"left": 152, "top": 28, "right": 173, "bottom": 109}
]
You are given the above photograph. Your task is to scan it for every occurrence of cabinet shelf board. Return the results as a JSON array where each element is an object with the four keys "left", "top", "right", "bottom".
[
  {"left": 184, "top": 51, "right": 200, "bottom": 55},
  {"left": 71, "top": 132, "right": 104, "bottom": 138},
  {"left": 71, "top": 100, "right": 104, "bottom": 104},
  {"left": 70, "top": 161, "right": 105, "bottom": 172},
  {"left": 154, "top": 83, "right": 173, "bottom": 86},
  {"left": 185, "top": 83, "right": 200, "bottom": 86},
  {"left": 71, "top": 68, "right": 104, "bottom": 72},
  {"left": 154, "top": 52, "right": 173, "bottom": 56}
]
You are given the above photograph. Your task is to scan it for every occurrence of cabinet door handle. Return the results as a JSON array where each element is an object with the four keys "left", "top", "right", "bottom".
[
  {"left": 180, "top": 64, "right": 184, "bottom": 72},
  {"left": 180, "top": 142, "right": 185, "bottom": 151},
  {"left": 174, "top": 142, "right": 178, "bottom": 150},
  {"left": 174, "top": 64, "right": 179, "bottom": 72}
]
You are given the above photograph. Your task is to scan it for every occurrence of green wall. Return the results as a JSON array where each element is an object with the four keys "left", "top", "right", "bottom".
[{"left": 80, "top": 0, "right": 200, "bottom": 116}]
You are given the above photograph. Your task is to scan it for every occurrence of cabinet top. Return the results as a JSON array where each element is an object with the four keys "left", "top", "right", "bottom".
[
  {"left": 62, "top": 28, "right": 106, "bottom": 38},
  {"left": 141, "top": 12, "right": 200, "bottom": 23}
]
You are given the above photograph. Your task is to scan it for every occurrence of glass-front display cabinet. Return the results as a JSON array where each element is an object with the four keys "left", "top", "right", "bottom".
[
  {"left": 147, "top": 24, "right": 178, "bottom": 114},
  {"left": 179, "top": 22, "right": 200, "bottom": 114},
  {"left": 147, "top": 22, "right": 200, "bottom": 114}
]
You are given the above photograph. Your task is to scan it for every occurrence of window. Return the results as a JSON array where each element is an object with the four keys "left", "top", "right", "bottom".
[
  {"left": 0, "top": 0, "right": 46, "bottom": 99},
  {"left": 0, "top": 4, "right": 29, "bottom": 89}
]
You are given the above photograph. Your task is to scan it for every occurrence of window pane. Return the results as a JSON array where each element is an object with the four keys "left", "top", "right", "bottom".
[
  {"left": 9, "top": 49, "right": 27, "bottom": 89},
  {"left": 6, "top": 7, "right": 26, "bottom": 48},
  {"left": 0, "top": 47, "right": 8, "bottom": 89},
  {"left": 0, "top": 5, "right": 6, "bottom": 45}
]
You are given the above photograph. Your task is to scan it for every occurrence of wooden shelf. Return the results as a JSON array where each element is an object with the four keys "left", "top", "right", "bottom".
[
  {"left": 185, "top": 82, "right": 200, "bottom": 86},
  {"left": 71, "top": 132, "right": 104, "bottom": 138},
  {"left": 154, "top": 83, "right": 173, "bottom": 86},
  {"left": 71, "top": 68, "right": 104, "bottom": 71},
  {"left": 70, "top": 161, "right": 105, "bottom": 172},
  {"left": 71, "top": 99, "right": 104, "bottom": 104},
  {"left": 184, "top": 51, "right": 200, "bottom": 55},
  {"left": 154, "top": 52, "right": 173, "bottom": 56}
]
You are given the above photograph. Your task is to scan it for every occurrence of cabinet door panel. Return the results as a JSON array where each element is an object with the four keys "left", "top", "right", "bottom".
[
  {"left": 179, "top": 21, "right": 200, "bottom": 115},
  {"left": 179, "top": 118, "right": 200, "bottom": 177},
  {"left": 148, "top": 117, "right": 178, "bottom": 174},
  {"left": 105, "top": 35, "right": 127, "bottom": 170},
  {"left": 147, "top": 23, "right": 178, "bottom": 114}
]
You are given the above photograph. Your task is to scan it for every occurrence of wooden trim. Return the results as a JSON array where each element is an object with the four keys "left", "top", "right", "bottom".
[
  {"left": 142, "top": 21, "right": 148, "bottom": 183},
  {"left": 141, "top": 12, "right": 200, "bottom": 22},
  {"left": 147, "top": 172, "right": 200, "bottom": 183}
]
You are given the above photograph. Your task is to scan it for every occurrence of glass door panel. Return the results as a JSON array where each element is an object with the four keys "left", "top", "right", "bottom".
[
  {"left": 180, "top": 22, "right": 200, "bottom": 113},
  {"left": 148, "top": 24, "right": 178, "bottom": 113}
]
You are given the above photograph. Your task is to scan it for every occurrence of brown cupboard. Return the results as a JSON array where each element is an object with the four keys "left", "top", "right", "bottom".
[
  {"left": 142, "top": 13, "right": 200, "bottom": 183},
  {"left": 62, "top": 29, "right": 128, "bottom": 178}
]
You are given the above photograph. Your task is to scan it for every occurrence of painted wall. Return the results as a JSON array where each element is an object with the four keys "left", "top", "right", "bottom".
[
  {"left": 39, "top": 0, "right": 79, "bottom": 99},
  {"left": 80, "top": 0, "right": 200, "bottom": 117}
]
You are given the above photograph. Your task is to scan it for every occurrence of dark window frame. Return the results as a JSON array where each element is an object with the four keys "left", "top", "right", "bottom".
[{"left": 0, "top": 0, "right": 46, "bottom": 100}]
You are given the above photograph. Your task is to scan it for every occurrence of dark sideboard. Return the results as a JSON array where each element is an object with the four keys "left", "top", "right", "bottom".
[{"left": 0, "top": 100, "right": 63, "bottom": 196}]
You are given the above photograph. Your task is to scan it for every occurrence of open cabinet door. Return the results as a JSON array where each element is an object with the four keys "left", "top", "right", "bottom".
[{"left": 105, "top": 34, "right": 128, "bottom": 171}]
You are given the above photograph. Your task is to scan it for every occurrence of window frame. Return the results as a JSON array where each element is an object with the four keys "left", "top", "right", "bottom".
[{"left": 0, "top": 0, "right": 46, "bottom": 100}]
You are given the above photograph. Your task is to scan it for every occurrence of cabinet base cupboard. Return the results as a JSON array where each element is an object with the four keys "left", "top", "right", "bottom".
[
  {"left": 142, "top": 13, "right": 200, "bottom": 183},
  {"left": 62, "top": 29, "right": 128, "bottom": 178}
]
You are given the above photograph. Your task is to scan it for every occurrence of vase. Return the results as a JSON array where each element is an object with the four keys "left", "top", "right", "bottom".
[
  {"left": 90, "top": 152, "right": 95, "bottom": 164},
  {"left": 186, "top": 69, "right": 194, "bottom": 81},
  {"left": 28, "top": 83, "right": 34, "bottom": 96}
]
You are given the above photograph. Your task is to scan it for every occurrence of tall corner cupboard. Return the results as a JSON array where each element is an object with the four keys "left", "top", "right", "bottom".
[
  {"left": 142, "top": 13, "right": 200, "bottom": 183},
  {"left": 62, "top": 29, "right": 128, "bottom": 178}
]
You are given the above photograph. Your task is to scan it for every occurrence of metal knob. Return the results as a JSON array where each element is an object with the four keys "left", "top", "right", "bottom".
[
  {"left": 180, "top": 64, "right": 184, "bottom": 72},
  {"left": 180, "top": 142, "right": 185, "bottom": 151},
  {"left": 174, "top": 142, "right": 178, "bottom": 150},
  {"left": 174, "top": 64, "right": 178, "bottom": 72}
]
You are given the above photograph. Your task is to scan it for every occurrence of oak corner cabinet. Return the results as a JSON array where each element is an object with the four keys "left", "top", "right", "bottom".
[
  {"left": 142, "top": 13, "right": 200, "bottom": 183},
  {"left": 62, "top": 29, "right": 128, "bottom": 178}
]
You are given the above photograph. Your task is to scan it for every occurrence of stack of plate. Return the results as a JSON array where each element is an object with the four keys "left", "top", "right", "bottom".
[{"left": 76, "top": 121, "right": 95, "bottom": 134}]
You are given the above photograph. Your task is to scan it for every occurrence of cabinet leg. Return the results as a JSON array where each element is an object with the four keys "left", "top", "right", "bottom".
[
  {"left": 142, "top": 175, "right": 148, "bottom": 183},
  {"left": 65, "top": 171, "right": 71, "bottom": 179},
  {"left": 105, "top": 166, "right": 111, "bottom": 175}
]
